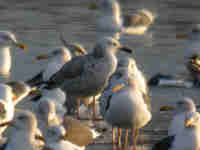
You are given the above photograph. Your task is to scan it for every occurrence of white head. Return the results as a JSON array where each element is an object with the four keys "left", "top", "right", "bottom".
[
  {"left": 185, "top": 111, "right": 200, "bottom": 129},
  {"left": 36, "top": 47, "right": 72, "bottom": 62},
  {"left": 93, "top": 37, "right": 132, "bottom": 57},
  {"left": 0, "top": 31, "right": 27, "bottom": 50}
]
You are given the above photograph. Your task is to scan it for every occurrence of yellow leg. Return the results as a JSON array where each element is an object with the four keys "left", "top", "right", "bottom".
[
  {"left": 92, "top": 96, "right": 96, "bottom": 120},
  {"left": 77, "top": 99, "right": 80, "bottom": 120},
  {"left": 118, "top": 128, "right": 122, "bottom": 150},
  {"left": 124, "top": 129, "right": 129, "bottom": 150},
  {"left": 112, "top": 128, "right": 117, "bottom": 150},
  {"left": 132, "top": 128, "right": 138, "bottom": 150}
]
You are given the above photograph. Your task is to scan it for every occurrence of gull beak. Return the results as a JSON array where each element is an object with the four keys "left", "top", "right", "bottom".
[
  {"left": 36, "top": 54, "right": 50, "bottom": 60},
  {"left": 12, "top": 94, "right": 17, "bottom": 101},
  {"left": 185, "top": 119, "right": 194, "bottom": 127},
  {"left": 160, "top": 106, "right": 174, "bottom": 111},
  {"left": 14, "top": 42, "right": 28, "bottom": 51},
  {"left": 29, "top": 87, "right": 41, "bottom": 95},
  {"left": 119, "top": 46, "right": 133, "bottom": 54},
  {"left": 113, "top": 84, "right": 124, "bottom": 93},
  {"left": 88, "top": 3, "right": 98, "bottom": 10},
  {"left": 0, "top": 121, "right": 12, "bottom": 127},
  {"left": 176, "top": 34, "right": 187, "bottom": 39},
  {"left": 35, "top": 135, "right": 46, "bottom": 143}
]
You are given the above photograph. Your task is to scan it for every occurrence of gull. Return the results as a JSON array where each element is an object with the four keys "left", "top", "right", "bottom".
[
  {"left": 6, "top": 81, "right": 38, "bottom": 105},
  {"left": 0, "top": 110, "right": 45, "bottom": 150},
  {"left": 152, "top": 111, "right": 200, "bottom": 150},
  {"left": 36, "top": 100, "right": 60, "bottom": 134},
  {"left": 44, "top": 125, "right": 85, "bottom": 150},
  {"left": 46, "top": 37, "right": 132, "bottom": 120},
  {"left": 160, "top": 97, "right": 196, "bottom": 136},
  {"left": 0, "top": 31, "right": 27, "bottom": 75},
  {"left": 176, "top": 24, "right": 200, "bottom": 85},
  {"left": 30, "top": 87, "right": 66, "bottom": 117},
  {"left": 89, "top": 0, "right": 155, "bottom": 35},
  {"left": 100, "top": 61, "right": 151, "bottom": 150}
]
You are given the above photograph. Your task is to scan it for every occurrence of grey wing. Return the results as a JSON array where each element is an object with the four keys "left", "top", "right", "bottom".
[{"left": 49, "top": 55, "right": 87, "bottom": 85}]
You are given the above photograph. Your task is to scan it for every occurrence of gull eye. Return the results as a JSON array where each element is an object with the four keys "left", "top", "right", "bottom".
[{"left": 18, "top": 116, "right": 26, "bottom": 121}]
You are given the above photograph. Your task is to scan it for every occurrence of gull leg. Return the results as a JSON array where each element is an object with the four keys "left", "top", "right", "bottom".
[
  {"left": 118, "top": 128, "right": 122, "bottom": 150},
  {"left": 124, "top": 129, "right": 129, "bottom": 150},
  {"left": 92, "top": 95, "right": 103, "bottom": 120},
  {"left": 112, "top": 127, "right": 117, "bottom": 150},
  {"left": 132, "top": 127, "right": 138, "bottom": 150},
  {"left": 77, "top": 99, "right": 80, "bottom": 120}
]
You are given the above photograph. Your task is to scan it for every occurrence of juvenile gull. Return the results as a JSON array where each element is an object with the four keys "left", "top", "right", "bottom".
[
  {"left": 46, "top": 37, "right": 132, "bottom": 119},
  {"left": 176, "top": 24, "right": 200, "bottom": 85},
  {"left": 89, "top": 0, "right": 155, "bottom": 35},
  {"left": 152, "top": 111, "right": 200, "bottom": 150},
  {"left": 0, "top": 31, "right": 27, "bottom": 75},
  {"left": 100, "top": 58, "right": 151, "bottom": 150},
  {"left": 160, "top": 97, "right": 196, "bottom": 136}
]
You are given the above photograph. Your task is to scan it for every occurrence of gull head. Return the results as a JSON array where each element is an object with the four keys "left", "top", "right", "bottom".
[
  {"left": 160, "top": 97, "right": 196, "bottom": 114},
  {"left": 0, "top": 31, "right": 27, "bottom": 51},
  {"left": 94, "top": 37, "right": 132, "bottom": 56},
  {"left": 185, "top": 111, "right": 200, "bottom": 128},
  {"left": 36, "top": 47, "right": 72, "bottom": 62},
  {"left": 11, "top": 110, "right": 37, "bottom": 132}
]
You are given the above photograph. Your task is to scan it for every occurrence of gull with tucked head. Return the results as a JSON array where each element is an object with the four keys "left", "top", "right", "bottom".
[
  {"left": 0, "top": 31, "right": 27, "bottom": 75},
  {"left": 89, "top": 0, "right": 155, "bottom": 36}
]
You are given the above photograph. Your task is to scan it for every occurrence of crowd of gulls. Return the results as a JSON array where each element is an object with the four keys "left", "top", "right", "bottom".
[{"left": 0, "top": 0, "right": 200, "bottom": 150}]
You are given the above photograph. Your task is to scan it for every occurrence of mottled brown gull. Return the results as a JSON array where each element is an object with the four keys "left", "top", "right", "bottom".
[
  {"left": 176, "top": 24, "right": 200, "bottom": 85},
  {"left": 46, "top": 37, "right": 132, "bottom": 120}
]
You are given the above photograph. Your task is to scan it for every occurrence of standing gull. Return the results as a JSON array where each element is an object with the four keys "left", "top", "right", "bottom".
[
  {"left": 160, "top": 97, "right": 196, "bottom": 136},
  {"left": 176, "top": 24, "right": 200, "bottom": 85},
  {"left": 100, "top": 57, "right": 151, "bottom": 150},
  {"left": 46, "top": 37, "right": 132, "bottom": 119},
  {"left": 89, "top": 0, "right": 155, "bottom": 35},
  {"left": 0, "top": 31, "right": 27, "bottom": 75},
  {"left": 152, "top": 111, "right": 200, "bottom": 150}
]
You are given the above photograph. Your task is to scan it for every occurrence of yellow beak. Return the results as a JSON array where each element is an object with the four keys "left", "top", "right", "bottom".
[
  {"left": 15, "top": 42, "right": 28, "bottom": 51},
  {"left": 36, "top": 54, "right": 50, "bottom": 60},
  {"left": 176, "top": 34, "right": 187, "bottom": 39},
  {"left": 113, "top": 84, "right": 124, "bottom": 93},
  {"left": 29, "top": 88, "right": 41, "bottom": 95},
  {"left": 185, "top": 119, "right": 193, "bottom": 127},
  {"left": 160, "top": 106, "right": 174, "bottom": 111}
]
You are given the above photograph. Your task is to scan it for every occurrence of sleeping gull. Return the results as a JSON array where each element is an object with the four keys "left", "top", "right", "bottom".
[
  {"left": 100, "top": 65, "right": 151, "bottom": 150},
  {"left": 152, "top": 111, "right": 200, "bottom": 150},
  {"left": 0, "top": 110, "right": 45, "bottom": 150},
  {"left": 0, "top": 31, "right": 27, "bottom": 75},
  {"left": 176, "top": 24, "right": 200, "bottom": 85},
  {"left": 89, "top": 0, "right": 155, "bottom": 35},
  {"left": 46, "top": 36, "right": 132, "bottom": 120},
  {"left": 160, "top": 97, "right": 196, "bottom": 136}
]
